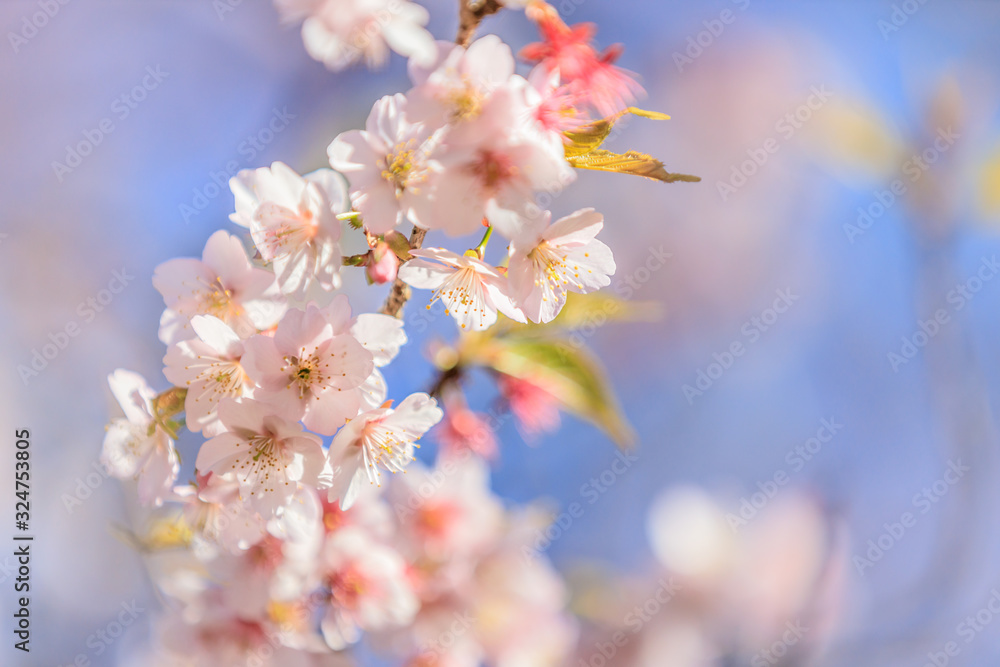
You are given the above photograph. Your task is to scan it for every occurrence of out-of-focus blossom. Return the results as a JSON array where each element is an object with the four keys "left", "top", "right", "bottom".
[
  {"left": 325, "top": 393, "right": 442, "bottom": 509},
  {"left": 243, "top": 304, "right": 374, "bottom": 435},
  {"left": 507, "top": 207, "right": 615, "bottom": 323},
  {"left": 229, "top": 161, "right": 347, "bottom": 301},
  {"left": 435, "top": 391, "right": 499, "bottom": 460},
  {"left": 320, "top": 526, "right": 419, "bottom": 649},
  {"left": 275, "top": 0, "right": 437, "bottom": 71},
  {"left": 153, "top": 229, "right": 286, "bottom": 344},
  {"left": 174, "top": 471, "right": 267, "bottom": 553},
  {"left": 101, "top": 369, "right": 179, "bottom": 507},
  {"left": 407, "top": 35, "right": 516, "bottom": 128},
  {"left": 329, "top": 94, "right": 439, "bottom": 234},
  {"left": 389, "top": 457, "right": 504, "bottom": 567},
  {"left": 522, "top": 1, "right": 643, "bottom": 117},
  {"left": 163, "top": 315, "right": 254, "bottom": 435},
  {"left": 398, "top": 248, "right": 525, "bottom": 330},
  {"left": 497, "top": 374, "right": 561, "bottom": 436},
  {"left": 195, "top": 398, "right": 326, "bottom": 517}
]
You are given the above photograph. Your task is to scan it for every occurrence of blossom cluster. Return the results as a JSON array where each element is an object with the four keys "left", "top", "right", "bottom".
[{"left": 99, "top": 0, "right": 692, "bottom": 664}]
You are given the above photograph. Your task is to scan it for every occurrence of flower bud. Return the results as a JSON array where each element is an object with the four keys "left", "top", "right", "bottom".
[{"left": 366, "top": 241, "right": 400, "bottom": 284}]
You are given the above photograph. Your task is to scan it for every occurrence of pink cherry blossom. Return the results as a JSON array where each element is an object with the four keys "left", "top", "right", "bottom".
[
  {"left": 325, "top": 393, "right": 443, "bottom": 510},
  {"left": 521, "top": 2, "right": 643, "bottom": 117},
  {"left": 388, "top": 457, "right": 503, "bottom": 564},
  {"left": 397, "top": 248, "right": 525, "bottom": 331},
  {"left": 153, "top": 230, "right": 286, "bottom": 345},
  {"left": 507, "top": 208, "right": 616, "bottom": 323},
  {"left": 406, "top": 35, "right": 516, "bottom": 128},
  {"left": 320, "top": 526, "right": 419, "bottom": 649},
  {"left": 163, "top": 315, "right": 254, "bottom": 435},
  {"left": 229, "top": 161, "right": 347, "bottom": 301},
  {"left": 328, "top": 94, "right": 439, "bottom": 234},
  {"left": 407, "top": 82, "right": 573, "bottom": 239},
  {"left": 497, "top": 374, "right": 561, "bottom": 437},
  {"left": 195, "top": 398, "right": 326, "bottom": 517},
  {"left": 435, "top": 391, "right": 499, "bottom": 460},
  {"left": 275, "top": 0, "right": 437, "bottom": 71},
  {"left": 174, "top": 471, "right": 266, "bottom": 553},
  {"left": 100, "top": 369, "right": 180, "bottom": 507},
  {"left": 315, "top": 293, "right": 409, "bottom": 411},
  {"left": 242, "top": 304, "right": 374, "bottom": 436}
]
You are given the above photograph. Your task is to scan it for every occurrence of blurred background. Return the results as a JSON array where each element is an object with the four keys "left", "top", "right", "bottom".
[{"left": 4, "top": 0, "right": 1000, "bottom": 665}]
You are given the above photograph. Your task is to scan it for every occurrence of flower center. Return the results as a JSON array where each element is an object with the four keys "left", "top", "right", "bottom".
[
  {"left": 529, "top": 241, "right": 584, "bottom": 295},
  {"left": 281, "top": 351, "right": 329, "bottom": 398},
  {"left": 446, "top": 82, "right": 485, "bottom": 122},
  {"left": 470, "top": 150, "right": 517, "bottom": 191},
  {"left": 429, "top": 266, "right": 487, "bottom": 329}
]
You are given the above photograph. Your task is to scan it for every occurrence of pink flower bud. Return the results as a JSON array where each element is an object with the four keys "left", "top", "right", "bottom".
[{"left": 367, "top": 241, "right": 400, "bottom": 284}]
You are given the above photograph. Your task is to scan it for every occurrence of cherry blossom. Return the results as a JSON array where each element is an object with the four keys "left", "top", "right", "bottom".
[
  {"left": 406, "top": 35, "right": 517, "bottom": 128},
  {"left": 320, "top": 526, "right": 419, "bottom": 649},
  {"left": 507, "top": 208, "right": 615, "bottom": 323},
  {"left": 397, "top": 248, "right": 525, "bottom": 330},
  {"left": 100, "top": 369, "right": 180, "bottom": 507},
  {"left": 242, "top": 304, "right": 374, "bottom": 435},
  {"left": 435, "top": 391, "right": 499, "bottom": 460},
  {"left": 153, "top": 230, "right": 286, "bottom": 345},
  {"left": 389, "top": 457, "right": 503, "bottom": 565},
  {"left": 174, "top": 471, "right": 266, "bottom": 553},
  {"left": 498, "top": 374, "right": 561, "bottom": 437},
  {"left": 521, "top": 1, "right": 644, "bottom": 117},
  {"left": 275, "top": 0, "right": 437, "bottom": 71},
  {"left": 163, "top": 315, "right": 254, "bottom": 435},
  {"left": 408, "top": 83, "right": 573, "bottom": 240},
  {"left": 229, "top": 161, "right": 347, "bottom": 301},
  {"left": 195, "top": 398, "right": 326, "bottom": 517},
  {"left": 328, "top": 94, "right": 439, "bottom": 234},
  {"left": 325, "top": 393, "right": 443, "bottom": 510}
]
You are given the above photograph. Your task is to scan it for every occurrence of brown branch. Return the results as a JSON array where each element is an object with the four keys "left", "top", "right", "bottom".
[
  {"left": 378, "top": 0, "right": 502, "bottom": 318},
  {"left": 380, "top": 225, "right": 426, "bottom": 317},
  {"left": 456, "top": 0, "right": 503, "bottom": 47}
]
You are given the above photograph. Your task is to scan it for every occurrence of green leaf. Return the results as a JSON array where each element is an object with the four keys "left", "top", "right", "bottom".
[{"left": 470, "top": 337, "right": 635, "bottom": 449}]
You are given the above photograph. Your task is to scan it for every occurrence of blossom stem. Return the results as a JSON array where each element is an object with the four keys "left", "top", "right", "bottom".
[{"left": 473, "top": 225, "right": 493, "bottom": 260}]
